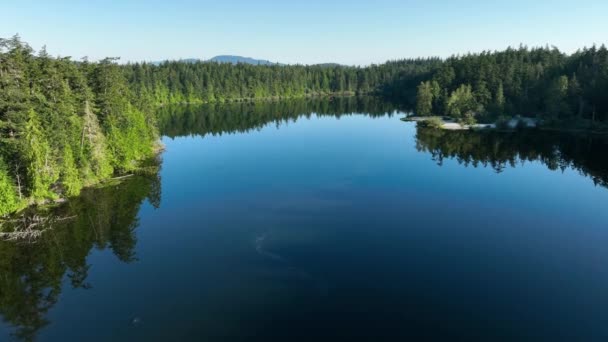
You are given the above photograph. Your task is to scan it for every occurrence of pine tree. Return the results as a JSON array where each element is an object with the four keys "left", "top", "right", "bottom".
[
  {"left": 81, "top": 100, "right": 113, "bottom": 180},
  {"left": 60, "top": 145, "right": 82, "bottom": 197}
]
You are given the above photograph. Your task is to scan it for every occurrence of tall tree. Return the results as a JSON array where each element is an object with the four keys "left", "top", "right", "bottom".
[
  {"left": 0, "top": 157, "right": 19, "bottom": 216},
  {"left": 416, "top": 81, "right": 434, "bottom": 116}
]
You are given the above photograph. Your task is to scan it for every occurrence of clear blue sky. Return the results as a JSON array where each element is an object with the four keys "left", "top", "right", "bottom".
[{"left": 2, "top": 0, "right": 607, "bottom": 65}]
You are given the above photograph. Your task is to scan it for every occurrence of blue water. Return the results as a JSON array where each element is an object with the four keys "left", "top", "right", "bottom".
[{"left": 2, "top": 100, "right": 608, "bottom": 341}]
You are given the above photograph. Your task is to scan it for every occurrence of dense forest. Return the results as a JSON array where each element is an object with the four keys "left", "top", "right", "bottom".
[
  {"left": 1, "top": 34, "right": 608, "bottom": 216},
  {"left": 124, "top": 58, "right": 438, "bottom": 105},
  {"left": 414, "top": 46, "right": 608, "bottom": 126},
  {"left": 126, "top": 45, "right": 608, "bottom": 129},
  {"left": 0, "top": 36, "right": 158, "bottom": 215}
]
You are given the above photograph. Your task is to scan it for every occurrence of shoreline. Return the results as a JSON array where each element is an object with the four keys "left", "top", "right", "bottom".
[
  {"left": 402, "top": 115, "right": 608, "bottom": 135},
  {"left": 403, "top": 116, "right": 528, "bottom": 130},
  {"left": 156, "top": 92, "right": 368, "bottom": 107},
  {"left": 0, "top": 141, "right": 166, "bottom": 222}
]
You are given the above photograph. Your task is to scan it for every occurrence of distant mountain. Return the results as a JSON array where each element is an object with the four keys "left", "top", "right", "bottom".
[
  {"left": 313, "top": 63, "right": 343, "bottom": 68},
  {"left": 208, "top": 55, "right": 280, "bottom": 65},
  {"left": 149, "top": 58, "right": 199, "bottom": 66},
  {"left": 148, "top": 57, "right": 339, "bottom": 67},
  {"left": 178, "top": 58, "right": 200, "bottom": 64}
]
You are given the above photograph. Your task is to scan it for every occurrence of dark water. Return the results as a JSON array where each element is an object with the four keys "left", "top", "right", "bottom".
[{"left": 2, "top": 97, "right": 608, "bottom": 341}]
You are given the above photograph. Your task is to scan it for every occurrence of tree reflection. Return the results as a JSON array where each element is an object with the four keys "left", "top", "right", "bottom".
[
  {"left": 157, "top": 96, "right": 404, "bottom": 138},
  {"left": 0, "top": 158, "right": 161, "bottom": 341},
  {"left": 415, "top": 126, "right": 608, "bottom": 187}
]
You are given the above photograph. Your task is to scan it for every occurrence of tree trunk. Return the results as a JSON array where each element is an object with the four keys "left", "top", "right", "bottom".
[
  {"left": 80, "top": 101, "right": 90, "bottom": 153},
  {"left": 14, "top": 164, "right": 22, "bottom": 200}
]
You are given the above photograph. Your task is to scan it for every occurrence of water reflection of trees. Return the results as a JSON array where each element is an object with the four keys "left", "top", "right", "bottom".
[
  {"left": 0, "top": 158, "right": 161, "bottom": 342},
  {"left": 157, "top": 96, "right": 404, "bottom": 138},
  {"left": 415, "top": 127, "right": 608, "bottom": 188}
]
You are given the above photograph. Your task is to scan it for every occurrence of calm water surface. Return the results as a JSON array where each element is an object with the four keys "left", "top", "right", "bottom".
[{"left": 2, "top": 98, "right": 608, "bottom": 341}]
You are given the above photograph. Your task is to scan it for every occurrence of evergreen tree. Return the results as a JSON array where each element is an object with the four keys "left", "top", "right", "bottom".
[
  {"left": 22, "top": 109, "right": 58, "bottom": 200},
  {"left": 0, "top": 37, "right": 160, "bottom": 212},
  {"left": 0, "top": 157, "right": 19, "bottom": 216},
  {"left": 545, "top": 75, "right": 570, "bottom": 119},
  {"left": 2, "top": 35, "right": 608, "bottom": 216},
  {"left": 60, "top": 145, "right": 82, "bottom": 197},
  {"left": 495, "top": 82, "right": 505, "bottom": 114},
  {"left": 416, "top": 81, "right": 434, "bottom": 116}
]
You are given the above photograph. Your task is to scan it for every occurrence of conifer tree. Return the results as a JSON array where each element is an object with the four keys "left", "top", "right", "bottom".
[{"left": 0, "top": 157, "right": 19, "bottom": 216}]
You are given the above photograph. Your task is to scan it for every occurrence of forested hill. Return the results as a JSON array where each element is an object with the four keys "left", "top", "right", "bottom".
[
  {"left": 0, "top": 36, "right": 158, "bottom": 215},
  {"left": 208, "top": 55, "right": 279, "bottom": 65},
  {"left": 151, "top": 55, "right": 280, "bottom": 66}
]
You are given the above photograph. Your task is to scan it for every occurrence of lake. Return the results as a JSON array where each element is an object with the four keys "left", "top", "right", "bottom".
[{"left": 2, "top": 97, "right": 608, "bottom": 341}]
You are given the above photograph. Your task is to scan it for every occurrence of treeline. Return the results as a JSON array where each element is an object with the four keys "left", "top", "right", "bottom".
[
  {"left": 2, "top": 35, "right": 608, "bottom": 215},
  {"left": 0, "top": 36, "right": 158, "bottom": 215},
  {"left": 127, "top": 45, "right": 608, "bottom": 128},
  {"left": 123, "top": 58, "right": 439, "bottom": 105},
  {"left": 413, "top": 46, "right": 608, "bottom": 125}
]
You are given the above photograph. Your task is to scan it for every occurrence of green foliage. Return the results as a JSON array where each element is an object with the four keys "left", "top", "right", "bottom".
[
  {"left": 2, "top": 35, "right": 608, "bottom": 215},
  {"left": 122, "top": 44, "right": 608, "bottom": 127},
  {"left": 406, "top": 45, "right": 608, "bottom": 124},
  {"left": 423, "top": 117, "right": 444, "bottom": 129},
  {"left": 80, "top": 100, "right": 113, "bottom": 181},
  {"left": 0, "top": 157, "right": 19, "bottom": 216},
  {"left": 0, "top": 36, "right": 159, "bottom": 212},
  {"left": 22, "top": 109, "right": 58, "bottom": 200},
  {"left": 494, "top": 82, "right": 505, "bottom": 114},
  {"left": 104, "top": 105, "right": 155, "bottom": 171},
  {"left": 461, "top": 112, "right": 477, "bottom": 126},
  {"left": 60, "top": 145, "right": 82, "bottom": 197},
  {"left": 416, "top": 81, "right": 434, "bottom": 116},
  {"left": 123, "top": 58, "right": 443, "bottom": 107},
  {"left": 474, "top": 80, "right": 492, "bottom": 107},
  {"left": 447, "top": 85, "right": 478, "bottom": 120},
  {"left": 545, "top": 75, "right": 571, "bottom": 119}
]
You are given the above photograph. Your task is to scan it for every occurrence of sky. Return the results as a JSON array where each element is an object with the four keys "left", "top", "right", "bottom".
[{"left": 2, "top": 0, "right": 607, "bottom": 65}]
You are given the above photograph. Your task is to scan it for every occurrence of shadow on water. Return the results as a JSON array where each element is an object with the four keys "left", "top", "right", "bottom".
[
  {"left": 0, "top": 158, "right": 161, "bottom": 342},
  {"left": 415, "top": 126, "right": 608, "bottom": 188}
]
